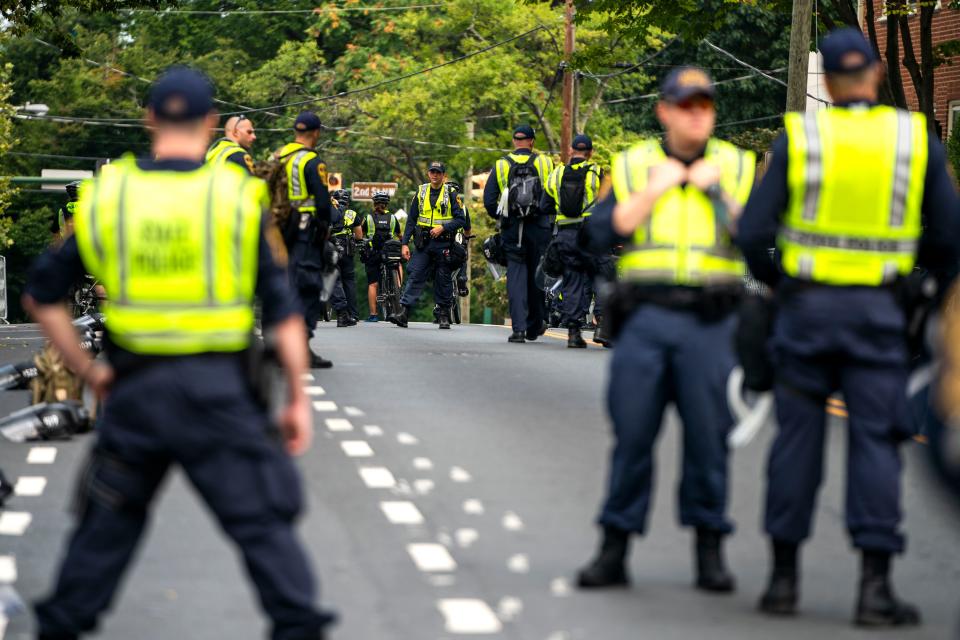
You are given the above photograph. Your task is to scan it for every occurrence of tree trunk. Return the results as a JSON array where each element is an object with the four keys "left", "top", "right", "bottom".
[
  {"left": 786, "top": 0, "right": 815, "bottom": 112},
  {"left": 919, "top": 2, "right": 938, "bottom": 135},
  {"left": 885, "top": 3, "right": 909, "bottom": 109},
  {"left": 864, "top": 0, "right": 899, "bottom": 106}
]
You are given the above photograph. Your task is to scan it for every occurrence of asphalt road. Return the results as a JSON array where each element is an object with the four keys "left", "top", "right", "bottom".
[{"left": 0, "top": 320, "right": 958, "bottom": 639}]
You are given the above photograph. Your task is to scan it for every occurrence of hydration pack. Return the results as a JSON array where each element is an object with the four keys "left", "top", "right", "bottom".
[
  {"left": 505, "top": 157, "right": 542, "bottom": 218},
  {"left": 558, "top": 164, "right": 596, "bottom": 218}
]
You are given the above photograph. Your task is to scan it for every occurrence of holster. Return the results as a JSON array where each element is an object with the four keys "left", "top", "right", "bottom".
[
  {"left": 604, "top": 282, "right": 743, "bottom": 341},
  {"left": 244, "top": 334, "right": 283, "bottom": 441},
  {"left": 414, "top": 226, "right": 429, "bottom": 251}
]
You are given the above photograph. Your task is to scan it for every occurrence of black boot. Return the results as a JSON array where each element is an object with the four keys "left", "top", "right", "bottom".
[
  {"left": 694, "top": 528, "right": 735, "bottom": 592},
  {"left": 526, "top": 321, "right": 548, "bottom": 341},
  {"left": 854, "top": 550, "right": 921, "bottom": 627},
  {"left": 593, "top": 316, "right": 612, "bottom": 348},
  {"left": 759, "top": 540, "right": 799, "bottom": 616},
  {"left": 438, "top": 309, "right": 451, "bottom": 330},
  {"left": 389, "top": 306, "right": 409, "bottom": 328},
  {"left": 0, "top": 469, "right": 12, "bottom": 507},
  {"left": 577, "top": 525, "right": 630, "bottom": 588},
  {"left": 567, "top": 325, "right": 587, "bottom": 348},
  {"left": 336, "top": 315, "right": 352, "bottom": 327},
  {"left": 309, "top": 349, "right": 333, "bottom": 369},
  {"left": 508, "top": 331, "right": 526, "bottom": 343}
]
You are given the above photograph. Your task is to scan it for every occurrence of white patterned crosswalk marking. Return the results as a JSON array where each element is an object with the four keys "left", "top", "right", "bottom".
[
  {"left": 341, "top": 441, "right": 374, "bottom": 457},
  {"left": 407, "top": 543, "right": 457, "bottom": 572},
  {"left": 304, "top": 385, "right": 325, "bottom": 395},
  {"left": 14, "top": 477, "right": 46, "bottom": 497},
  {"left": 344, "top": 406, "right": 365, "bottom": 417},
  {"left": 312, "top": 400, "right": 337, "bottom": 412},
  {"left": 26, "top": 447, "right": 56, "bottom": 464},
  {"left": 437, "top": 599, "right": 503, "bottom": 634},
  {"left": 359, "top": 467, "right": 396, "bottom": 489},
  {"left": 380, "top": 501, "right": 424, "bottom": 525},
  {"left": 0, "top": 557, "right": 15, "bottom": 583},
  {"left": 0, "top": 512, "right": 32, "bottom": 536},
  {"left": 363, "top": 425, "right": 383, "bottom": 437},
  {"left": 325, "top": 418, "right": 354, "bottom": 432}
]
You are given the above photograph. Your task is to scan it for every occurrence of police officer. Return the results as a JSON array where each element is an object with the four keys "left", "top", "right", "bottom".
[
  {"left": 483, "top": 125, "right": 554, "bottom": 343},
  {"left": 329, "top": 189, "right": 363, "bottom": 326},
  {"left": 206, "top": 114, "right": 256, "bottom": 174},
  {"left": 389, "top": 162, "right": 466, "bottom": 329},
  {"left": 277, "top": 111, "right": 334, "bottom": 368},
  {"left": 542, "top": 134, "right": 603, "bottom": 348},
  {"left": 23, "top": 67, "right": 334, "bottom": 640},
  {"left": 362, "top": 191, "right": 403, "bottom": 322},
  {"left": 738, "top": 29, "right": 960, "bottom": 626},
  {"left": 55, "top": 180, "right": 81, "bottom": 242},
  {"left": 576, "top": 67, "right": 755, "bottom": 592}
]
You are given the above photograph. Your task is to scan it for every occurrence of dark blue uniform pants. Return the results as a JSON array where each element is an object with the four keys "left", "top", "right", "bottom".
[
  {"left": 400, "top": 241, "right": 453, "bottom": 309},
  {"left": 35, "top": 357, "right": 333, "bottom": 639},
  {"left": 330, "top": 249, "right": 357, "bottom": 319},
  {"left": 764, "top": 286, "right": 912, "bottom": 553},
  {"left": 600, "top": 305, "right": 736, "bottom": 534},
  {"left": 289, "top": 241, "right": 323, "bottom": 339},
  {"left": 503, "top": 219, "right": 549, "bottom": 334},
  {"left": 555, "top": 226, "right": 591, "bottom": 327}
]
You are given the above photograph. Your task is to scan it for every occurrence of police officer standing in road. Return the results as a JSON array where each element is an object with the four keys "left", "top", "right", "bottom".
[
  {"left": 206, "top": 114, "right": 257, "bottom": 174},
  {"left": 738, "top": 29, "right": 960, "bottom": 627},
  {"left": 483, "top": 125, "right": 555, "bottom": 343},
  {"left": 23, "top": 67, "right": 335, "bottom": 640},
  {"left": 329, "top": 189, "right": 363, "bottom": 327},
  {"left": 576, "top": 67, "right": 755, "bottom": 592},
  {"left": 389, "top": 162, "right": 466, "bottom": 329},
  {"left": 277, "top": 111, "right": 334, "bottom": 368},
  {"left": 542, "top": 134, "right": 603, "bottom": 348},
  {"left": 361, "top": 191, "right": 403, "bottom": 322}
]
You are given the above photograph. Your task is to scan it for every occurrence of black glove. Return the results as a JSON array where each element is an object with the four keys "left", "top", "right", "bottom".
[{"left": 735, "top": 295, "right": 776, "bottom": 392}]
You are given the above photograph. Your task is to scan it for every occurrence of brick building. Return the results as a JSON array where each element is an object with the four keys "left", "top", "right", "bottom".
[{"left": 864, "top": 0, "right": 960, "bottom": 139}]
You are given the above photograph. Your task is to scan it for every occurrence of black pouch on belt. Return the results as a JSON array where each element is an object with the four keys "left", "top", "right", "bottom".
[{"left": 734, "top": 294, "right": 776, "bottom": 392}]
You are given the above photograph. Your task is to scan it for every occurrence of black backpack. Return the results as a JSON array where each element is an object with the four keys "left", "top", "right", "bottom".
[
  {"left": 506, "top": 157, "right": 542, "bottom": 218},
  {"left": 558, "top": 164, "right": 597, "bottom": 218}
]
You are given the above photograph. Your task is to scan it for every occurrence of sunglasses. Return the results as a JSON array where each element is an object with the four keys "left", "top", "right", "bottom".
[{"left": 673, "top": 96, "right": 715, "bottom": 111}]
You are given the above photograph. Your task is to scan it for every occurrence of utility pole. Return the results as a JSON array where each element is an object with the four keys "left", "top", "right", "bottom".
[
  {"left": 463, "top": 120, "right": 474, "bottom": 325},
  {"left": 561, "top": 0, "right": 575, "bottom": 161},
  {"left": 786, "top": 0, "right": 814, "bottom": 112}
]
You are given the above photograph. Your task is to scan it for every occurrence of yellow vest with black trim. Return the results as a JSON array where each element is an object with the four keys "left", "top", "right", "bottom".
[
  {"left": 205, "top": 138, "right": 246, "bottom": 167},
  {"left": 278, "top": 141, "right": 318, "bottom": 214},
  {"left": 416, "top": 184, "right": 454, "bottom": 226},
  {"left": 544, "top": 159, "right": 602, "bottom": 225},
  {"left": 73, "top": 155, "right": 265, "bottom": 355},
  {"left": 333, "top": 209, "right": 359, "bottom": 236},
  {"left": 779, "top": 106, "right": 926, "bottom": 286},
  {"left": 494, "top": 152, "right": 553, "bottom": 194},
  {"left": 612, "top": 138, "right": 756, "bottom": 286}
]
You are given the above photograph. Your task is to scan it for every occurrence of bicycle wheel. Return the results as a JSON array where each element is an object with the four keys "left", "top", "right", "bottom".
[
  {"left": 387, "top": 266, "right": 402, "bottom": 317},
  {"left": 378, "top": 266, "right": 390, "bottom": 319},
  {"left": 451, "top": 276, "right": 462, "bottom": 325}
]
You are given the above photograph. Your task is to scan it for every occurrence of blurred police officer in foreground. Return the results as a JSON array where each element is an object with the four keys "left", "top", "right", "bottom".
[
  {"left": 277, "top": 111, "right": 334, "bottom": 368},
  {"left": 23, "top": 67, "right": 334, "bottom": 640},
  {"left": 542, "top": 134, "right": 604, "bottom": 348},
  {"left": 389, "top": 161, "right": 465, "bottom": 329},
  {"left": 206, "top": 114, "right": 256, "bottom": 174},
  {"left": 577, "top": 67, "right": 755, "bottom": 592},
  {"left": 329, "top": 189, "right": 363, "bottom": 326},
  {"left": 483, "top": 125, "right": 554, "bottom": 343},
  {"left": 738, "top": 29, "right": 960, "bottom": 627}
]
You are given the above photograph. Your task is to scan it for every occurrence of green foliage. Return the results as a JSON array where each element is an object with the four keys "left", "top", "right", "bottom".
[
  {"left": 0, "top": 61, "right": 18, "bottom": 250},
  {"left": 5, "top": 206, "right": 56, "bottom": 322},
  {"left": 947, "top": 120, "right": 960, "bottom": 184}
]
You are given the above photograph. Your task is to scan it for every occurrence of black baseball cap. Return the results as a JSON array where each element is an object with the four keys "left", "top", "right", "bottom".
[
  {"left": 294, "top": 111, "right": 321, "bottom": 132},
  {"left": 428, "top": 161, "right": 446, "bottom": 173},
  {"left": 820, "top": 27, "right": 878, "bottom": 74},
  {"left": 572, "top": 134, "right": 593, "bottom": 152},
  {"left": 147, "top": 66, "right": 214, "bottom": 122},
  {"left": 513, "top": 124, "right": 535, "bottom": 140},
  {"left": 660, "top": 66, "right": 716, "bottom": 103}
]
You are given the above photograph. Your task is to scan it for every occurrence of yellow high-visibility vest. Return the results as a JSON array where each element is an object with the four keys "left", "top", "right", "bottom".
[
  {"left": 416, "top": 184, "right": 454, "bottom": 226},
  {"left": 779, "top": 106, "right": 927, "bottom": 286},
  {"left": 278, "top": 142, "right": 318, "bottom": 214},
  {"left": 494, "top": 152, "right": 553, "bottom": 193},
  {"left": 74, "top": 155, "right": 264, "bottom": 355},
  {"left": 205, "top": 138, "right": 245, "bottom": 166},
  {"left": 612, "top": 138, "right": 755, "bottom": 286},
  {"left": 544, "top": 160, "right": 602, "bottom": 225}
]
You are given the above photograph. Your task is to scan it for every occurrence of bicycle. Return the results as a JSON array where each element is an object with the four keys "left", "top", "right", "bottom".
[
  {"left": 69, "top": 275, "right": 102, "bottom": 319},
  {"left": 376, "top": 239, "right": 404, "bottom": 320}
]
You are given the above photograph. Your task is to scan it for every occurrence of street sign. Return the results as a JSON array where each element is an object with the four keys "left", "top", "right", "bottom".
[
  {"left": 351, "top": 182, "right": 398, "bottom": 202},
  {"left": 0, "top": 256, "right": 7, "bottom": 322},
  {"left": 40, "top": 169, "right": 93, "bottom": 191}
]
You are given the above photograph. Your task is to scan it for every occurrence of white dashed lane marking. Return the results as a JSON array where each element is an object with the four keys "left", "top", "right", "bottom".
[
  {"left": 397, "top": 432, "right": 419, "bottom": 445},
  {"left": 344, "top": 406, "right": 365, "bottom": 417},
  {"left": 497, "top": 596, "right": 523, "bottom": 622},
  {"left": 0, "top": 557, "right": 15, "bottom": 583},
  {"left": 413, "top": 479, "right": 435, "bottom": 495},
  {"left": 407, "top": 543, "right": 457, "bottom": 572},
  {"left": 26, "top": 447, "right": 56, "bottom": 464},
  {"left": 325, "top": 418, "right": 354, "bottom": 432},
  {"left": 550, "top": 577, "right": 572, "bottom": 597},
  {"left": 449, "top": 467, "right": 471, "bottom": 482},
  {"left": 304, "top": 385, "right": 325, "bottom": 396},
  {"left": 437, "top": 599, "right": 503, "bottom": 634},
  {"left": 312, "top": 400, "right": 338, "bottom": 412},
  {"left": 413, "top": 457, "right": 433, "bottom": 470},
  {"left": 463, "top": 499, "right": 485, "bottom": 515},
  {"left": 502, "top": 511, "right": 524, "bottom": 531},
  {"left": 340, "top": 441, "right": 374, "bottom": 458},
  {"left": 13, "top": 477, "right": 46, "bottom": 497},
  {"left": 358, "top": 467, "right": 396, "bottom": 489},
  {"left": 507, "top": 553, "right": 530, "bottom": 574},
  {"left": 300, "top": 373, "right": 315, "bottom": 381},
  {"left": 455, "top": 528, "right": 479, "bottom": 548},
  {"left": 363, "top": 425, "right": 383, "bottom": 437},
  {"left": 0, "top": 512, "right": 32, "bottom": 536},
  {"left": 380, "top": 501, "right": 425, "bottom": 525}
]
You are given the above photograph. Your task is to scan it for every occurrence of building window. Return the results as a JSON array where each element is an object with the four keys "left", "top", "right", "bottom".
[{"left": 948, "top": 100, "right": 960, "bottom": 138}]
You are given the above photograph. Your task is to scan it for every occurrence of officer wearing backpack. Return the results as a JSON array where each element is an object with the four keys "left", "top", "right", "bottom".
[
  {"left": 389, "top": 162, "right": 466, "bottom": 329},
  {"left": 361, "top": 191, "right": 403, "bottom": 322},
  {"left": 275, "top": 111, "right": 334, "bottom": 369},
  {"left": 542, "top": 134, "right": 603, "bottom": 348},
  {"left": 329, "top": 189, "right": 363, "bottom": 327},
  {"left": 483, "top": 125, "right": 554, "bottom": 343}
]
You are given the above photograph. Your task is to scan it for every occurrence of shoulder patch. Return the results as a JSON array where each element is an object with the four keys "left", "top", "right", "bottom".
[
  {"left": 316, "top": 162, "right": 328, "bottom": 185},
  {"left": 243, "top": 154, "right": 255, "bottom": 173}
]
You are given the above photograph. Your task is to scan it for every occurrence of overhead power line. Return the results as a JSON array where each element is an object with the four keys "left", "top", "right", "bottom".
[
  {"left": 703, "top": 40, "right": 830, "bottom": 105},
  {"left": 125, "top": 4, "right": 444, "bottom": 15},
  {"left": 602, "top": 69, "right": 786, "bottom": 105}
]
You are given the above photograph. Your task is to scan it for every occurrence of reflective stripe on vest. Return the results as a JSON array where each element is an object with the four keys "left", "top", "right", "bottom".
[
  {"left": 205, "top": 138, "right": 245, "bottom": 166},
  {"left": 494, "top": 152, "right": 554, "bottom": 193},
  {"left": 279, "top": 142, "right": 317, "bottom": 213},
  {"left": 367, "top": 212, "right": 398, "bottom": 237},
  {"left": 545, "top": 160, "right": 602, "bottom": 225},
  {"left": 333, "top": 209, "right": 358, "bottom": 236},
  {"left": 73, "top": 155, "right": 263, "bottom": 355},
  {"left": 779, "top": 107, "right": 926, "bottom": 286},
  {"left": 416, "top": 184, "right": 453, "bottom": 226},
  {"left": 611, "top": 138, "right": 756, "bottom": 286}
]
